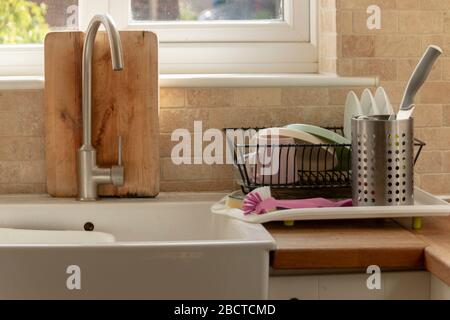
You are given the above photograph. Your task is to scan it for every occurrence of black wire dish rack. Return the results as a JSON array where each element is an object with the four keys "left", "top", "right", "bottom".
[{"left": 225, "top": 127, "right": 425, "bottom": 199}]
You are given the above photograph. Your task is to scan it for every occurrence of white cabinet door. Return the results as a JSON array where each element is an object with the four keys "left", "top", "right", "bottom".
[
  {"left": 430, "top": 275, "right": 450, "bottom": 300},
  {"left": 318, "top": 273, "right": 385, "bottom": 300},
  {"left": 384, "top": 272, "right": 430, "bottom": 300},
  {"left": 270, "top": 271, "right": 430, "bottom": 300},
  {"left": 269, "top": 276, "right": 318, "bottom": 300}
]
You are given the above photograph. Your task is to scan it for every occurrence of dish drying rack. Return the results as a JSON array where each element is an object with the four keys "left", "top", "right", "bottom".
[{"left": 226, "top": 127, "right": 425, "bottom": 199}]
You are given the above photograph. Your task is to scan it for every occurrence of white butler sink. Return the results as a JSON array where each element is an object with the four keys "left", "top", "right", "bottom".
[{"left": 0, "top": 193, "right": 275, "bottom": 300}]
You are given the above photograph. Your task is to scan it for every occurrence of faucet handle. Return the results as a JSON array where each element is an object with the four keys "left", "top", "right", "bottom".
[
  {"left": 111, "top": 136, "right": 124, "bottom": 186},
  {"left": 117, "top": 135, "right": 122, "bottom": 166}
]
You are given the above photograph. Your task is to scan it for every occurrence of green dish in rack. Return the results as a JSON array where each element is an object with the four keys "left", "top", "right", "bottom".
[
  {"left": 285, "top": 124, "right": 351, "bottom": 170},
  {"left": 285, "top": 124, "right": 351, "bottom": 145}
]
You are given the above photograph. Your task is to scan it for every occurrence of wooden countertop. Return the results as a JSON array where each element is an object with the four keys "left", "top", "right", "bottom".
[
  {"left": 267, "top": 217, "right": 450, "bottom": 286},
  {"left": 413, "top": 217, "right": 450, "bottom": 285}
]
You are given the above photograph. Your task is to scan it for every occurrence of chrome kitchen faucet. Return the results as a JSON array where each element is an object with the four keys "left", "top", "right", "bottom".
[{"left": 78, "top": 14, "right": 124, "bottom": 201}]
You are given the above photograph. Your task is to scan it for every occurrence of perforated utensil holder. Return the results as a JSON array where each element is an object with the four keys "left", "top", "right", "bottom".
[{"left": 352, "top": 115, "right": 414, "bottom": 206}]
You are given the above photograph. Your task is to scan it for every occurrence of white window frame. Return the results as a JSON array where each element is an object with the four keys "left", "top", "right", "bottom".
[
  {"left": 0, "top": 44, "right": 44, "bottom": 76},
  {"left": 0, "top": 0, "right": 318, "bottom": 76}
]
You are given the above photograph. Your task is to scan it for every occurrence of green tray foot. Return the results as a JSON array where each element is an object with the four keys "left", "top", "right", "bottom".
[
  {"left": 284, "top": 220, "right": 295, "bottom": 227},
  {"left": 412, "top": 217, "right": 423, "bottom": 230}
]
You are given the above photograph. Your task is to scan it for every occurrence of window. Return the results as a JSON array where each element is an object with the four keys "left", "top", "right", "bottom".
[
  {"left": 0, "top": 0, "right": 317, "bottom": 76},
  {"left": 114, "top": 0, "right": 310, "bottom": 43},
  {"left": 130, "top": 0, "right": 284, "bottom": 21},
  {"left": 0, "top": 0, "right": 78, "bottom": 75},
  {"left": 0, "top": 0, "right": 78, "bottom": 44}
]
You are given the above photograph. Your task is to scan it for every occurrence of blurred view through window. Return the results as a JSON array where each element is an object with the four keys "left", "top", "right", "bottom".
[
  {"left": 0, "top": 0, "right": 284, "bottom": 44},
  {"left": 0, "top": 0, "right": 78, "bottom": 44},
  {"left": 131, "top": 0, "right": 283, "bottom": 21}
]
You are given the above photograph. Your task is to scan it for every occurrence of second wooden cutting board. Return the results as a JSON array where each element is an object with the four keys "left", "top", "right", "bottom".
[{"left": 45, "top": 31, "right": 160, "bottom": 198}]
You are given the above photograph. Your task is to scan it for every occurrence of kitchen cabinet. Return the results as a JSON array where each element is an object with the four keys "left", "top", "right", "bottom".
[
  {"left": 430, "top": 275, "right": 450, "bottom": 300},
  {"left": 269, "top": 271, "right": 431, "bottom": 300}
]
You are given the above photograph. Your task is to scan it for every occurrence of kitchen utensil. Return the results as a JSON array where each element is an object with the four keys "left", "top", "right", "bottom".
[
  {"left": 361, "top": 88, "right": 380, "bottom": 116},
  {"left": 343, "top": 91, "right": 363, "bottom": 140},
  {"left": 352, "top": 115, "right": 414, "bottom": 207},
  {"left": 242, "top": 186, "right": 352, "bottom": 215},
  {"left": 374, "top": 87, "right": 394, "bottom": 116},
  {"left": 397, "top": 45, "right": 443, "bottom": 120}
]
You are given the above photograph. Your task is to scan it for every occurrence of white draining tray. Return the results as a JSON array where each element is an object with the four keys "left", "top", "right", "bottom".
[{"left": 211, "top": 188, "right": 450, "bottom": 224}]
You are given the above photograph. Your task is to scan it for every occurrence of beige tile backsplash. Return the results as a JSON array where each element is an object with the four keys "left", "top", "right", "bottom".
[
  {"left": 333, "top": 0, "right": 450, "bottom": 195},
  {"left": 0, "top": 90, "right": 46, "bottom": 194},
  {"left": 1, "top": 0, "right": 450, "bottom": 194}
]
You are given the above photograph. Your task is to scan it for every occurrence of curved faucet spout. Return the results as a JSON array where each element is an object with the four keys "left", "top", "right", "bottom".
[
  {"left": 77, "top": 14, "right": 125, "bottom": 201},
  {"left": 82, "top": 14, "right": 123, "bottom": 148}
]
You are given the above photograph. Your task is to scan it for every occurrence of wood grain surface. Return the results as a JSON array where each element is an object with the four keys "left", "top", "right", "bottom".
[
  {"left": 413, "top": 217, "right": 450, "bottom": 286},
  {"left": 45, "top": 31, "right": 159, "bottom": 197},
  {"left": 267, "top": 215, "right": 450, "bottom": 287},
  {"left": 267, "top": 219, "right": 427, "bottom": 270}
]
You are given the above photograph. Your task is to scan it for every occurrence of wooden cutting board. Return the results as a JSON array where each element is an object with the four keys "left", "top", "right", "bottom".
[{"left": 44, "top": 31, "right": 160, "bottom": 198}]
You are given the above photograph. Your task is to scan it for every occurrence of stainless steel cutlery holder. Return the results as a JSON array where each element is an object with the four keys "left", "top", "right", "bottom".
[{"left": 352, "top": 116, "right": 414, "bottom": 206}]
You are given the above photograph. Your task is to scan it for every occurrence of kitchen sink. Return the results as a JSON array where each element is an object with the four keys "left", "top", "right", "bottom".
[{"left": 0, "top": 193, "right": 275, "bottom": 299}]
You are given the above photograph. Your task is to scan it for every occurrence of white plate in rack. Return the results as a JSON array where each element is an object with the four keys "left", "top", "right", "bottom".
[{"left": 211, "top": 188, "right": 450, "bottom": 224}]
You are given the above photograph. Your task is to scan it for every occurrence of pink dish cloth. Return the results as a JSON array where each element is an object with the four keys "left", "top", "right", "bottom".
[{"left": 243, "top": 193, "right": 353, "bottom": 215}]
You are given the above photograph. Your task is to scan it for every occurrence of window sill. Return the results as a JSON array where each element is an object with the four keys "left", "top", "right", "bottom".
[
  {"left": 160, "top": 74, "right": 379, "bottom": 88},
  {"left": 0, "top": 74, "right": 379, "bottom": 90},
  {"left": 0, "top": 76, "right": 45, "bottom": 90}
]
